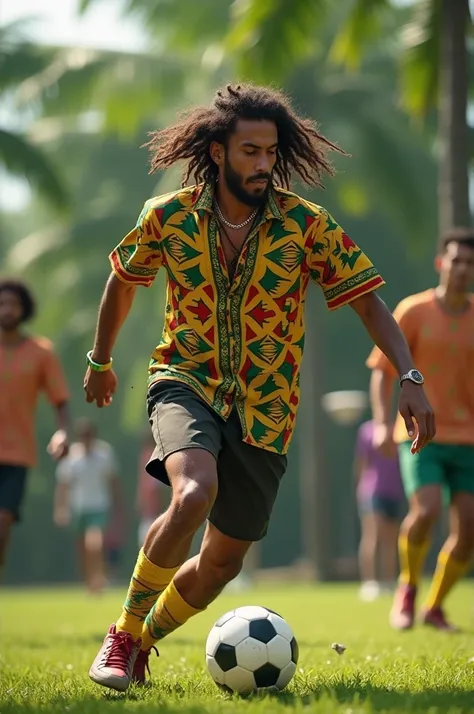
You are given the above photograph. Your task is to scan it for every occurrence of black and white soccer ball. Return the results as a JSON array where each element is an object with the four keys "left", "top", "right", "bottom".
[{"left": 206, "top": 605, "right": 299, "bottom": 694}]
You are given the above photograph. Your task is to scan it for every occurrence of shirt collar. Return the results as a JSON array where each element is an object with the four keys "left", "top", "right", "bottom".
[{"left": 193, "top": 182, "right": 284, "bottom": 222}]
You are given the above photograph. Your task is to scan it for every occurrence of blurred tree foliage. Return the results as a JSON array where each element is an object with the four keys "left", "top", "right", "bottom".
[
  {"left": 0, "top": 23, "right": 69, "bottom": 210},
  {"left": 2, "top": 0, "right": 455, "bottom": 583}
]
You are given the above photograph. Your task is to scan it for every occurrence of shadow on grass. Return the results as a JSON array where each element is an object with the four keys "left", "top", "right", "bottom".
[
  {"left": 274, "top": 680, "right": 474, "bottom": 712},
  {"left": 2, "top": 681, "right": 474, "bottom": 714}
]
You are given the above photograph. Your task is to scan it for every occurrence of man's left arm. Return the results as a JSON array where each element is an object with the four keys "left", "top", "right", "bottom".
[
  {"left": 350, "top": 292, "right": 435, "bottom": 452},
  {"left": 305, "top": 210, "right": 435, "bottom": 453},
  {"left": 48, "top": 401, "right": 71, "bottom": 460},
  {"left": 41, "top": 346, "right": 71, "bottom": 460}
]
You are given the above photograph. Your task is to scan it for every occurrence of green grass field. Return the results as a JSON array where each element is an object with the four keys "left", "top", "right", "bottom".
[{"left": 1, "top": 582, "right": 473, "bottom": 713}]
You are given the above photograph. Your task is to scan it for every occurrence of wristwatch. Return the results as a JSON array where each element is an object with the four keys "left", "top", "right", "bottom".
[{"left": 400, "top": 369, "right": 424, "bottom": 387}]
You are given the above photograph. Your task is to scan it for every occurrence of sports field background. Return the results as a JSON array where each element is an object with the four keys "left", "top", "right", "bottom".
[{"left": 1, "top": 582, "right": 473, "bottom": 714}]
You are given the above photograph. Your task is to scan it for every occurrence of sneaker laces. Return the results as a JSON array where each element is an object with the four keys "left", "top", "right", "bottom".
[
  {"left": 101, "top": 632, "right": 136, "bottom": 671},
  {"left": 134, "top": 646, "right": 159, "bottom": 679}
]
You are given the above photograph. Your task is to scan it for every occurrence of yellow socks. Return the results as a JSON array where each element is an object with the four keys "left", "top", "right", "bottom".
[
  {"left": 116, "top": 549, "right": 180, "bottom": 640},
  {"left": 424, "top": 550, "right": 470, "bottom": 611},
  {"left": 398, "top": 535, "right": 430, "bottom": 587},
  {"left": 141, "top": 579, "right": 203, "bottom": 651}
]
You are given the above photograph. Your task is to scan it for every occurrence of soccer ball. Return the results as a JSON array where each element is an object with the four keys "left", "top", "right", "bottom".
[{"left": 205, "top": 605, "right": 299, "bottom": 694}]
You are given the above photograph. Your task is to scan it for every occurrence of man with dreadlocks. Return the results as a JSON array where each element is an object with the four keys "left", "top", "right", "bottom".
[{"left": 85, "top": 83, "right": 435, "bottom": 691}]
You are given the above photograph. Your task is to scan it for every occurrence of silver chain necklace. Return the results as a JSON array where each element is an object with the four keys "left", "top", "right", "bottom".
[{"left": 214, "top": 201, "right": 258, "bottom": 230}]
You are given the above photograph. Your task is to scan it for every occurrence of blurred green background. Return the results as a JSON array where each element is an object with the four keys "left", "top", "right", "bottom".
[{"left": 1, "top": 0, "right": 472, "bottom": 584}]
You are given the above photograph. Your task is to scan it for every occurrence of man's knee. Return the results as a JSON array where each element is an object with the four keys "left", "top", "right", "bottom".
[
  {"left": 416, "top": 505, "right": 440, "bottom": 529},
  {"left": 411, "top": 490, "right": 442, "bottom": 529},
  {"left": 84, "top": 527, "right": 104, "bottom": 553},
  {"left": 168, "top": 454, "right": 218, "bottom": 528},
  {"left": 197, "top": 551, "right": 244, "bottom": 589}
]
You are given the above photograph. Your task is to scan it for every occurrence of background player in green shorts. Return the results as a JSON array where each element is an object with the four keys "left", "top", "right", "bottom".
[{"left": 368, "top": 228, "right": 474, "bottom": 631}]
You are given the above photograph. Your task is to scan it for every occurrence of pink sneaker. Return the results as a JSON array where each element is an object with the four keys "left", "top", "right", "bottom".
[
  {"left": 89, "top": 624, "right": 141, "bottom": 691},
  {"left": 421, "top": 607, "right": 459, "bottom": 632},
  {"left": 389, "top": 584, "right": 417, "bottom": 630},
  {"left": 132, "top": 646, "right": 159, "bottom": 685}
]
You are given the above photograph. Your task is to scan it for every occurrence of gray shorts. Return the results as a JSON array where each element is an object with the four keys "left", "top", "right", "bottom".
[{"left": 145, "top": 380, "right": 287, "bottom": 542}]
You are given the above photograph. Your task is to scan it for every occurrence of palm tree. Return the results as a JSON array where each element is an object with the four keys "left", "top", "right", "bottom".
[
  {"left": 0, "top": 24, "right": 69, "bottom": 210},
  {"left": 226, "top": 0, "right": 473, "bottom": 232}
]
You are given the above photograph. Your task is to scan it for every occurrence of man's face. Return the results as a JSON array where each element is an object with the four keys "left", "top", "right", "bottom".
[
  {"left": 438, "top": 241, "right": 474, "bottom": 293},
  {"left": 0, "top": 290, "right": 23, "bottom": 332},
  {"left": 216, "top": 119, "right": 278, "bottom": 207}
]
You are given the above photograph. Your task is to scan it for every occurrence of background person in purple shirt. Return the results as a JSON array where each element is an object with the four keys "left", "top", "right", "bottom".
[{"left": 354, "top": 419, "right": 406, "bottom": 601}]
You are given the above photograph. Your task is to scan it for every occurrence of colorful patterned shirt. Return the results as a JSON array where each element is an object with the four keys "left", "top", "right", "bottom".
[{"left": 110, "top": 183, "right": 384, "bottom": 454}]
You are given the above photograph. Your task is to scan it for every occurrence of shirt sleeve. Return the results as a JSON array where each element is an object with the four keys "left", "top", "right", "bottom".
[
  {"left": 41, "top": 347, "right": 69, "bottom": 405},
  {"left": 109, "top": 199, "right": 164, "bottom": 287},
  {"left": 366, "top": 299, "right": 417, "bottom": 376},
  {"left": 307, "top": 210, "right": 385, "bottom": 311}
]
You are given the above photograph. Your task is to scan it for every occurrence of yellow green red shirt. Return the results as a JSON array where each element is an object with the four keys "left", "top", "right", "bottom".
[{"left": 110, "top": 183, "right": 384, "bottom": 454}]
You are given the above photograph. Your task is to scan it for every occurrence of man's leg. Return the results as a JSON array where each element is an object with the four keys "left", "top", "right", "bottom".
[
  {"left": 84, "top": 521, "right": 107, "bottom": 594},
  {"left": 141, "top": 522, "right": 251, "bottom": 650},
  {"left": 390, "top": 443, "right": 443, "bottom": 629},
  {"left": 0, "top": 465, "right": 28, "bottom": 581},
  {"left": 0, "top": 510, "right": 15, "bottom": 579},
  {"left": 140, "top": 406, "right": 286, "bottom": 653},
  {"left": 89, "top": 448, "right": 218, "bottom": 691},
  {"left": 398, "top": 486, "right": 441, "bottom": 585},
  {"left": 377, "top": 508, "right": 400, "bottom": 587},
  {"left": 115, "top": 449, "right": 218, "bottom": 635},
  {"left": 89, "top": 383, "right": 222, "bottom": 691},
  {"left": 358, "top": 506, "right": 379, "bottom": 601},
  {"left": 422, "top": 446, "right": 474, "bottom": 630}
]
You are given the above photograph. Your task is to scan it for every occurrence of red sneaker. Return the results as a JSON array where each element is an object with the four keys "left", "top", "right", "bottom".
[
  {"left": 389, "top": 584, "right": 417, "bottom": 630},
  {"left": 132, "top": 646, "right": 159, "bottom": 686},
  {"left": 89, "top": 624, "right": 141, "bottom": 691},
  {"left": 421, "top": 607, "right": 459, "bottom": 632}
]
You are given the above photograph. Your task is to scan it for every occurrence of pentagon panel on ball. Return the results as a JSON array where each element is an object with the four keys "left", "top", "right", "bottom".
[{"left": 205, "top": 605, "right": 299, "bottom": 694}]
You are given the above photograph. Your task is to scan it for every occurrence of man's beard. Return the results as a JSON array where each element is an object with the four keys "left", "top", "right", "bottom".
[{"left": 223, "top": 156, "right": 271, "bottom": 207}]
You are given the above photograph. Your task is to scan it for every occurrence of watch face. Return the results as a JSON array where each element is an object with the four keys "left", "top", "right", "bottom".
[{"left": 410, "top": 370, "right": 424, "bottom": 383}]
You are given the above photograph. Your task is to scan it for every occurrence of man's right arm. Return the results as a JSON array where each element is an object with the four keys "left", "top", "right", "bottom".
[
  {"left": 91, "top": 273, "right": 137, "bottom": 364},
  {"left": 84, "top": 275, "right": 137, "bottom": 407},
  {"left": 85, "top": 201, "right": 163, "bottom": 406}
]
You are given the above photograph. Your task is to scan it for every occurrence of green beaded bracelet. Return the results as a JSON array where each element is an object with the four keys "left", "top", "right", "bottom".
[{"left": 86, "top": 350, "right": 113, "bottom": 372}]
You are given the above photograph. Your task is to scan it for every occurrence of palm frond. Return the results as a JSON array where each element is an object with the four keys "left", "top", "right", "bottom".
[
  {"left": 0, "top": 130, "right": 68, "bottom": 210},
  {"left": 225, "top": 0, "right": 329, "bottom": 82},
  {"left": 399, "top": 0, "right": 441, "bottom": 119},
  {"left": 79, "top": 0, "right": 233, "bottom": 49},
  {"left": 330, "top": 0, "right": 391, "bottom": 69},
  {"left": 16, "top": 46, "right": 190, "bottom": 136},
  {"left": 0, "top": 34, "right": 55, "bottom": 92}
]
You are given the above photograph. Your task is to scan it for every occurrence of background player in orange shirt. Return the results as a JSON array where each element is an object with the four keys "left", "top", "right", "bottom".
[
  {"left": 367, "top": 228, "right": 474, "bottom": 631},
  {"left": 0, "top": 279, "right": 70, "bottom": 578}
]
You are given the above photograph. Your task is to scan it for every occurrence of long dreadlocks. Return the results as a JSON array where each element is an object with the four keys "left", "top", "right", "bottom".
[{"left": 144, "top": 83, "right": 346, "bottom": 189}]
